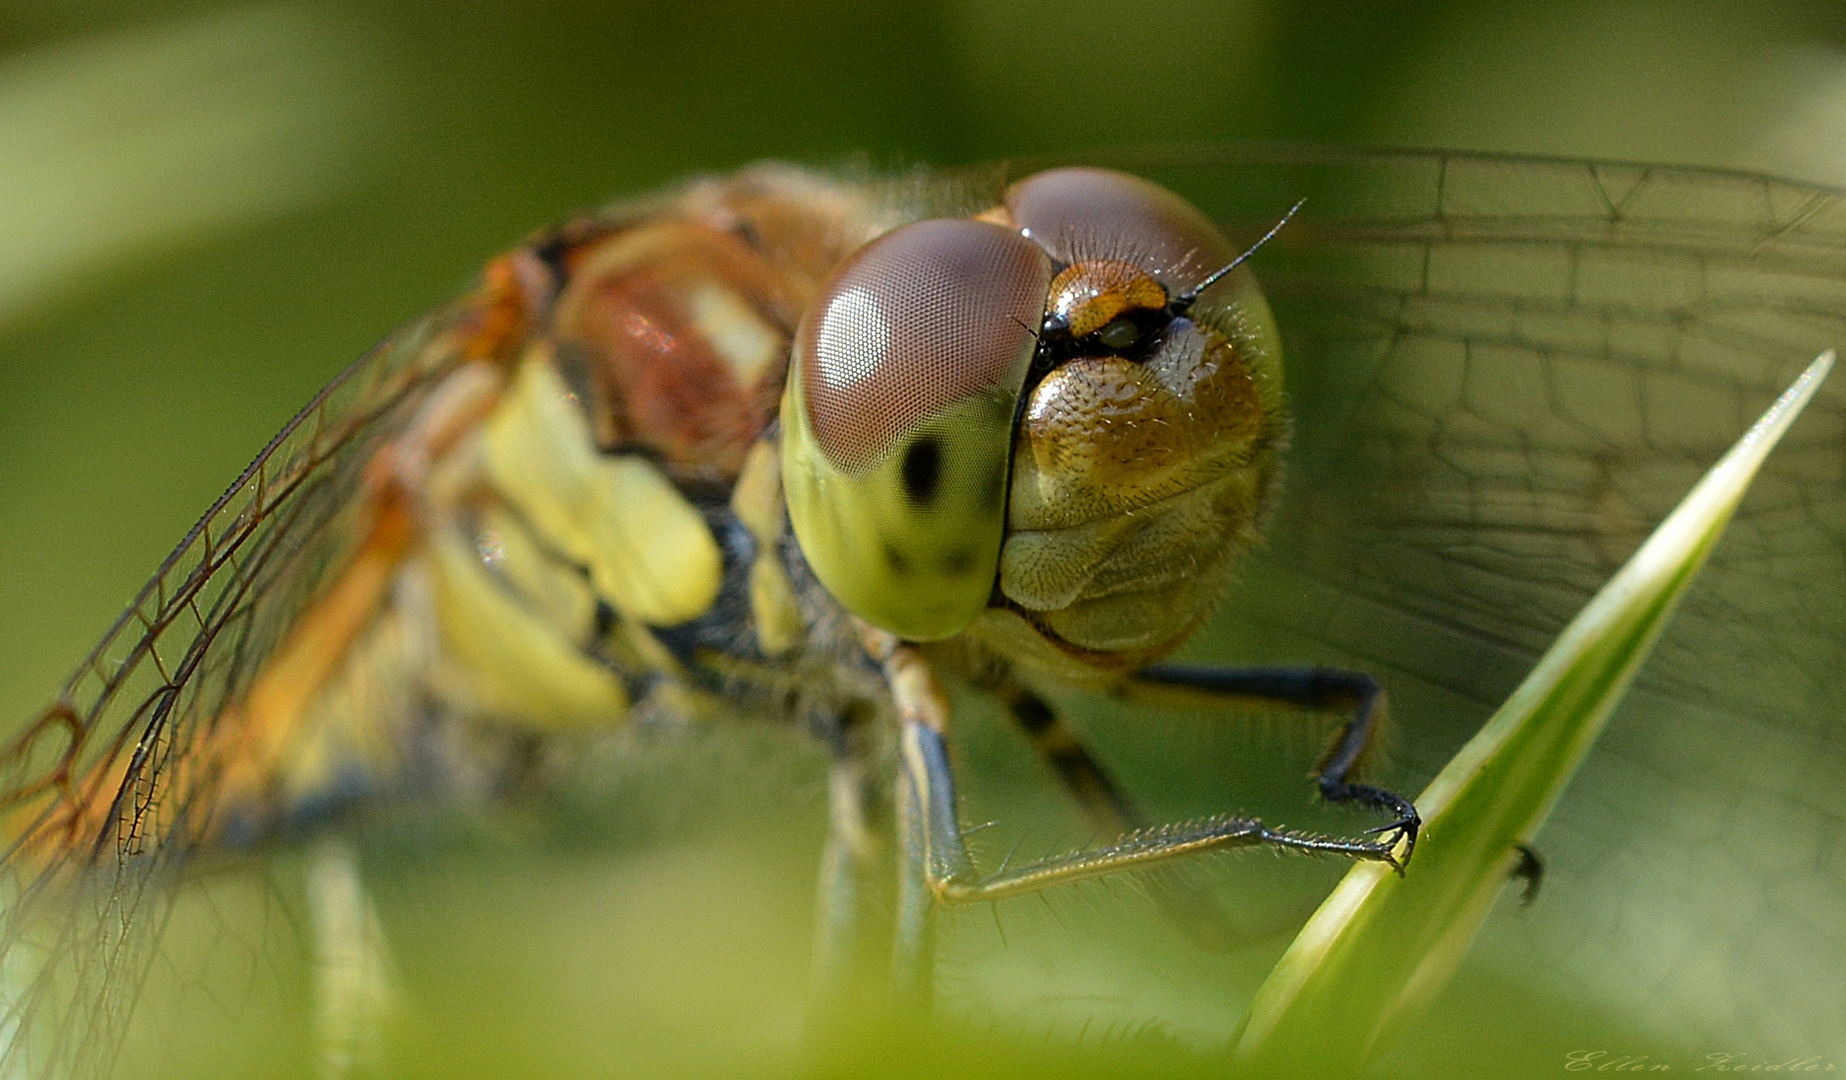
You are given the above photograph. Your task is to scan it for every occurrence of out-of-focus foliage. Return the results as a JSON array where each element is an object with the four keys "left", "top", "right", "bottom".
[{"left": 0, "top": 5, "right": 382, "bottom": 329}]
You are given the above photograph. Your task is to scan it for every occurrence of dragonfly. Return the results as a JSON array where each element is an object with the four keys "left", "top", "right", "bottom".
[{"left": 0, "top": 145, "right": 1841, "bottom": 1079}]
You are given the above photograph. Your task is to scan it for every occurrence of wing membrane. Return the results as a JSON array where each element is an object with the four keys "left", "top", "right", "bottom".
[
  {"left": 0, "top": 297, "right": 481, "bottom": 1079},
  {"left": 1081, "top": 146, "right": 1846, "bottom": 1051}
]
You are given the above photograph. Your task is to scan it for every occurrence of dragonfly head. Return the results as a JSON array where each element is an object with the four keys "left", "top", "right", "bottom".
[{"left": 782, "top": 168, "right": 1287, "bottom": 661}]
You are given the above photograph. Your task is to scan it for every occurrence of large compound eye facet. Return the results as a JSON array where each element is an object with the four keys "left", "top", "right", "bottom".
[
  {"left": 1005, "top": 167, "right": 1238, "bottom": 293},
  {"left": 782, "top": 218, "right": 1052, "bottom": 641}
]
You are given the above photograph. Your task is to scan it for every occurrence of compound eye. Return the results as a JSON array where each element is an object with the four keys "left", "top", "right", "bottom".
[
  {"left": 782, "top": 218, "right": 1052, "bottom": 640},
  {"left": 1005, "top": 167, "right": 1236, "bottom": 293}
]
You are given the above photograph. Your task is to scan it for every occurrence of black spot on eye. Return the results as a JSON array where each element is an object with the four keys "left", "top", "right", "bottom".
[
  {"left": 941, "top": 548, "right": 976, "bottom": 576},
  {"left": 902, "top": 437, "right": 943, "bottom": 505},
  {"left": 1011, "top": 693, "right": 1055, "bottom": 733},
  {"left": 883, "top": 542, "right": 912, "bottom": 575}
]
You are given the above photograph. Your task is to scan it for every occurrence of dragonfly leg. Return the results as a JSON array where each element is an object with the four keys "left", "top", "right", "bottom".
[
  {"left": 307, "top": 839, "right": 399, "bottom": 1080},
  {"left": 901, "top": 714, "right": 1407, "bottom": 906},
  {"left": 1120, "top": 665, "right": 1421, "bottom": 858},
  {"left": 867, "top": 637, "right": 1406, "bottom": 949},
  {"left": 857, "top": 633, "right": 970, "bottom": 1006},
  {"left": 997, "top": 685, "right": 1136, "bottom": 831},
  {"left": 808, "top": 704, "right": 890, "bottom": 1017},
  {"left": 995, "top": 683, "right": 1246, "bottom": 951},
  {"left": 892, "top": 752, "right": 936, "bottom": 1008},
  {"left": 1512, "top": 843, "right": 1545, "bottom": 906}
]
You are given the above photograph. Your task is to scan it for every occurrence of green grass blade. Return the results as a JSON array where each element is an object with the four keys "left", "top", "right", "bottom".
[{"left": 1234, "top": 351, "right": 1836, "bottom": 1070}]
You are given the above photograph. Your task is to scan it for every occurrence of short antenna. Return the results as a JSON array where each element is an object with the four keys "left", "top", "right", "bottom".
[{"left": 1172, "top": 197, "right": 1305, "bottom": 314}]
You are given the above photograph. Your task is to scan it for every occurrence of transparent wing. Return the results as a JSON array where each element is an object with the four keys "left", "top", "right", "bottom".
[
  {"left": 1079, "top": 145, "right": 1845, "bottom": 1054},
  {"left": 0, "top": 292, "right": 489, "bottom": 1079}
]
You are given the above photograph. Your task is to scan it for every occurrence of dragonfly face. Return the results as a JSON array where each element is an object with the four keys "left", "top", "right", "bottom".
[
  {"left": 783, "top": 166, "right": 1286, "bottom": 654},
  {"left": 1, "top": 147, "right": 1842, "bottom": 1078}
]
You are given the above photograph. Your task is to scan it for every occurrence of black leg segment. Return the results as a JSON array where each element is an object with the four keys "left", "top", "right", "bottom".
[{"left": 1125, "top": 665, "right": 1420, "bottom": 859}]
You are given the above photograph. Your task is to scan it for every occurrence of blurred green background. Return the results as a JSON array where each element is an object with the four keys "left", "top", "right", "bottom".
[{"left": 5, "top": 1, "right": 1846, "bottom": 1077}]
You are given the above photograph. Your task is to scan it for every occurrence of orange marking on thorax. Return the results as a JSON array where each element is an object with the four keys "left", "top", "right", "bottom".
[{"left": 467, "top": 253, "right": 543, "bottom": 365}]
